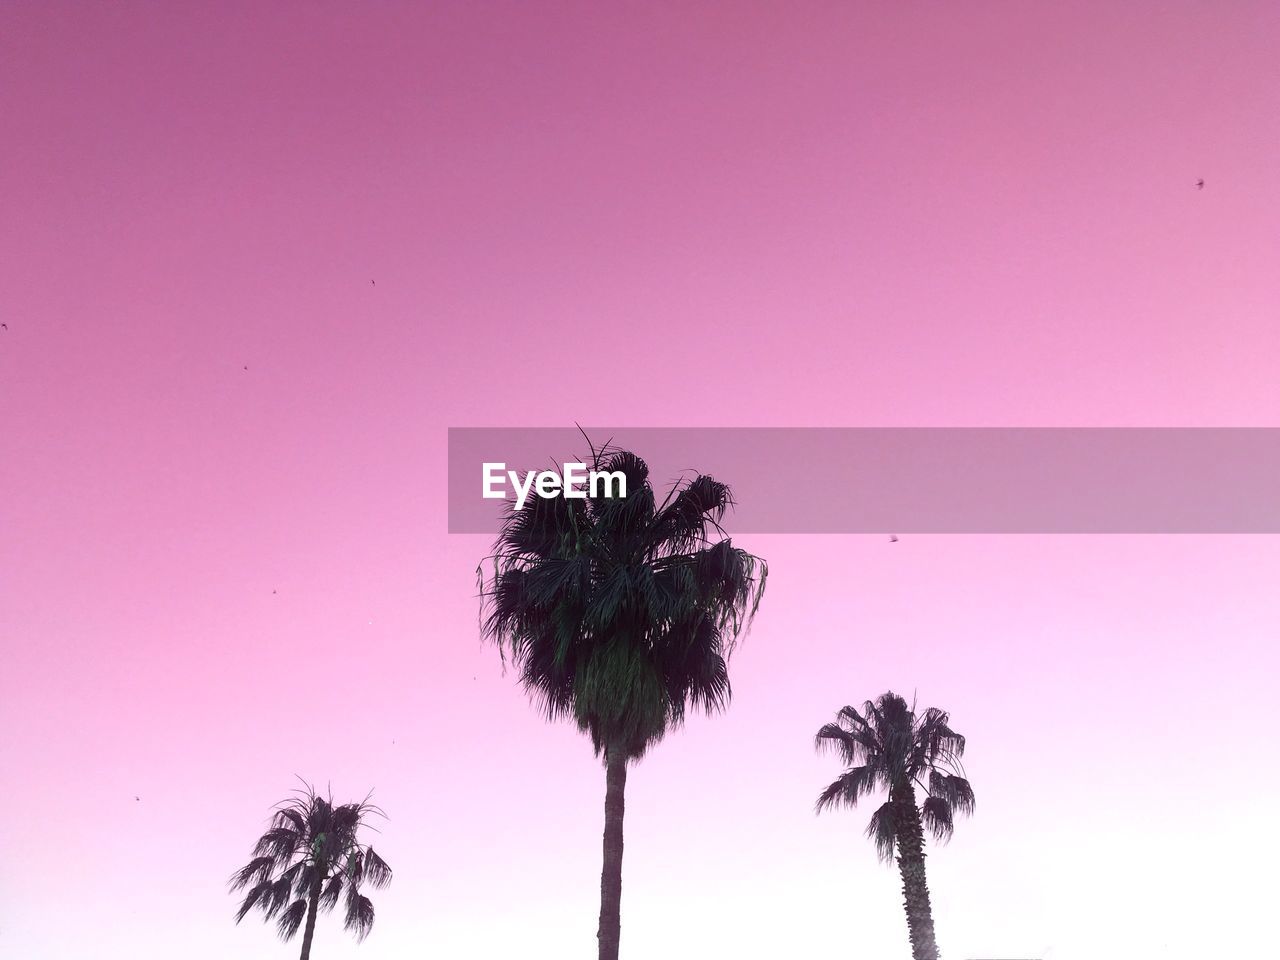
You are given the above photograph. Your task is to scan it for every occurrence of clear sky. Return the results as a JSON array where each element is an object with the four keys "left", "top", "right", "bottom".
[{"left": 2, "top": 3, "right": 1278, "bottom": 958}]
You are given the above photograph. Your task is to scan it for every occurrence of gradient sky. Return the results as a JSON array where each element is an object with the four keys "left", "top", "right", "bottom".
[{"left": 3, "top": 3, "right": 1279, "bottom": 958}]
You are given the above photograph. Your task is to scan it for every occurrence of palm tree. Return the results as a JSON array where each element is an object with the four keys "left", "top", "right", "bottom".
[
  {"left": 480, "top": 444, "right": 767, "bottom": 960},
  {"left": 230, "top": 783, "right": 393, "bottom": 960},
  {"left": 814, "top": 692, "right": 974, "bottom": 960}
]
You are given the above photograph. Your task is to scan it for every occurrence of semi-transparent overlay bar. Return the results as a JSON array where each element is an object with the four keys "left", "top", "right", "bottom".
[{"left": 447, "top": 428, "right": 1280, "bottom": 533}]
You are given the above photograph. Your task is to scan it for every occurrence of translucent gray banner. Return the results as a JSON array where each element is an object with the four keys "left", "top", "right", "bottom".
[{"left": 447, "top": 428, "right": 1280, "bottom": 533}]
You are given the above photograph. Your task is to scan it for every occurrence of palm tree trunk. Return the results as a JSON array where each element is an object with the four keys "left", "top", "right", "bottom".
[
  {"left": 892, "top": 785, "right": 940, "bottom": 960},
  {"left": 298, "top": 873, "right": 323, "bottom": 960},
  {"left": 596, "top": 747, "right": 628, "bottom": 960}
]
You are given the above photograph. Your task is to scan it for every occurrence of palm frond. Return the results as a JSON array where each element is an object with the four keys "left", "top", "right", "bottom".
[
  {"left": 229, "top": 856, "right": 275, "bottom": 891},
  {"left": 928, "top": 771, "right": 975, "bottom": 817},
  {"left": 362, "top": 847, "right": 393, "bottom": 889},
  {"left": 344, "top": 892, "right": 376, "bottom": 941},
  {"left": 295, "top": 864, "right": 321, "bottom": 902},
  {"left": 815, "top": 765, "right": 881, "bottom": 813},
  {"left": 921, "top": 795, "right": 955, "bottom": 842},
  {"left": 263, "top": 876, "right": 294, "bottom": 919},
  {"left": 319, "top": 874, "right": 344, "bottom": 910},
  {"left": 275, "top": 899, "right": 308, "bottom": 941},
  {"left": 279, "top": 862, "right": 304, "bottom": 898},
  {"left": 647, "top": 474, "right": 733, "bottom": 554},
  {"left": 273, "top": 807, "right": 307, "bottom": 837},
  {"left": 814, "top": 718, "right": 875, "bottom": 766},
  {"left": 865, "top": 801, "right": 899, "bottom": 864},
  {"left": 233, "top": 879, "right": 275, "bottom": 923},
  {"left": 252, "top": 827, "right": 301, "bottom": 863}
]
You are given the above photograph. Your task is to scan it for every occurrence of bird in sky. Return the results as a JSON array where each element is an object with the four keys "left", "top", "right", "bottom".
[
  {"left": 889, "top": 535, "right": 899, "bottom": 542},
  {"left": 1, "top": 323, "right": 7, "bottom": 330},
  {"left": 134, "top": 796, "right": 140, "bottom": 801},
  {"left": 371, "top": 279, "right": 375, "bottom": 285},
  {"left": 1196, "top": 178, "right": 1205, "bottom": 189}
]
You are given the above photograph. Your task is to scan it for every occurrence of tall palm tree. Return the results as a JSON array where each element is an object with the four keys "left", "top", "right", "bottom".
[
  {"left": 814, "top": 692, "right": 974, "bottom": 960},
  {"left": 230, "top": 783, "right": 393, "bottom": 960},
  {"left": 480, "top": 444, "right": 767, "bottom": 960}
]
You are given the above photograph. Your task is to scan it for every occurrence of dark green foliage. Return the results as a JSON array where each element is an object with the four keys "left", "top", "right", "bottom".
[{"left": 479, "top": 444, "right": 767, "bottom": 759}]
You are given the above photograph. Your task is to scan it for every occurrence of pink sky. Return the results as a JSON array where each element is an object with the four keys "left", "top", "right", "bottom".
[{"left": 2, "top": 3, "right": 1279, "bottom": 958}]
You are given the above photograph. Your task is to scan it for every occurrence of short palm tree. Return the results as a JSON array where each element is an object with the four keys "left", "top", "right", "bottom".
[
  {"left": 230, "top": 783, "right": 392, "bottom": 960},
  {"left": 814, "top": 692, "right": 974, "bottom": 960},
  {"left": 480, "top": 444, "right": 767, "bottom": 960}
]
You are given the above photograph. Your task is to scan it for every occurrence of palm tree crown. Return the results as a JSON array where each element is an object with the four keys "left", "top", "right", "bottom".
[
  {"left": 230, "top": 783, "right": 392, "bottom": 950},
  {"left": 479, "top": 446, "right": 767, "bottom": 757},
  {"left": 815, "top": 691, "right": 974, "bottom": 858}
]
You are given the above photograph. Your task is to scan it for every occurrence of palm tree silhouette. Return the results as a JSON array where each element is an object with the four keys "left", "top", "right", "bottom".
[
  {"left": 480, "top": 445, "right": 767, "bottom": 960},
  {"left": 815, "top": 692, "right": 974, "bottom": 960},
  {"left": 230, "top": 783, "right": 392, "bottom": 959}
]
